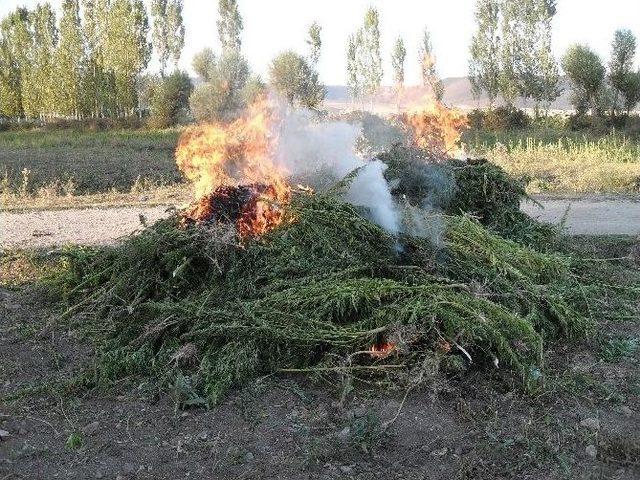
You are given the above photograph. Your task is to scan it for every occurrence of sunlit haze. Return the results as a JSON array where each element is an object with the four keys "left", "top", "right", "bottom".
[{"left": 2, "top": 0, "right": 639, "bottom": 85}]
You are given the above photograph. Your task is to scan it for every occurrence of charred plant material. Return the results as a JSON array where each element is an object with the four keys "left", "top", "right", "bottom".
[{"left": 180, "top": 183, "right": 289, "bottom": 238}]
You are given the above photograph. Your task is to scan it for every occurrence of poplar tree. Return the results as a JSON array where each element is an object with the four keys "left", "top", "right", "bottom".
[
  {"left": 609, "top": 29, "right": 637, "bottom": 116},
  {"left": 562, "top": 44, "right": 606, "bottom": 115},
  {"left": 419, "top": 29, "right": 444, "bottom": 101},
  {"left": 151, "top": 0, "right": 185, "bottom": 76},
  {"left": 515, "top": 0, "right": 560, "bottom": 110},
  {"left": 391, "top": 37, "right": 406, "bottom": 94},
  {"left": 470, "top": 0, "right": 559, "bottom": 109},
  {"left": 346, "top": 34, "right": 361, "bottom": 102},
  {"left": 499, "top": 0, "right": 521, "bottom": 105},
  {"left": 23, "top": 4, "right": 58, "bottom": 119},
  {"left": 360, "top": 7, "right": 383, "bottom": 98},
  {"left": 217, "top": 0, "right": 243, "bottom": 53},
  {"left": 469, "top": 0, "right": 500, "bottom": 106},
  {"left": 55, "top": 0, "right": 85, "bottom": 118},
  {"left": 307, "top": 21, "right": 322, "bottom": 67},
  {"left": 0, "top": 8, "right": 31, "bottom": 118},
  {"left": 192, "top": 48, "right": 216, "bottom": 81},
  {"left": 103, "top": 0, "right": 151, "bottom": 116},
  {"left": 82, "top": 0, "right": 112, "bottom": 117}
]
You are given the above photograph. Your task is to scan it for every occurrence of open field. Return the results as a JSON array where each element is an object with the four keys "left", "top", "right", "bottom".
[
  {"left": 1, "top": 235, "right": 638, "bottom": 479},
  {"left": 0, "top": 129, "right": 187, "bottom": 210},
  {"left": 465, "top": 129, "right": 640, "bottom": 194},
  {"left": 2, "top": 126, "right": 640, "bottom": 213}
]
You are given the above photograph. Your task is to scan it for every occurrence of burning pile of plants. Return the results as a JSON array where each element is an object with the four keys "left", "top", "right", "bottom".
[{"left": 56, "top": 101, "right": 593, "bottom": 406}]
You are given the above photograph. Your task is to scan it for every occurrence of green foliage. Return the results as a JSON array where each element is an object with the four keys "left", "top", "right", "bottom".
[
  {"left": 189, "top": 51, "right": 255, "bottom": 122},
  {"left": 419, "top": 29, "right": 444, "bottom": 101},
  {"left": 346, "top": 34, "right": 360, "bottom": 100},
  {"left": 0, "top": 0, "right": 154, "bottom": 121},
  {"left": 55, "top": 155, "right": 595, "bottom": 405},
  {"left": 23, "top": 4, "right": 58, "bottom": 119},
  {"left": 599, "top": 337, "right": 638, "bottom": 362},
  {"left": 391, "top": 37, "right": 406, "bottom": 93},
  {"left": 470, "top": 0, "right": 560, "bottom": 107},
  {"left": 217, "top": 0, "right": 243, "bottom": 53},
  {"left": 0, "top": 8, "right": 32, "bottom": 118},
  {"left": 147, "top": 71, "right": 192, "bottom": 128},
  {"left": 65, "top": 432, "right": 83, "bottom": 449},
  {"left": 465, "top": 126, "right": 640, "bottom": 193},
  {"left": 192, "top": 48, "right": 216, "bottom": 82},
  {"left": 501, "top": 0, "right": 560, "bottom": 106},
  {"left": 469, "top": 0, "right": 501, "bottom": 105},
  {"left": 306, "top": 21, "right": 322, "bottom": 67},
  {"left": 54, "top": 0, "right": 84, "bottom": 118},
  {"left": 268, "top": 51, "right": 325, "bottom": 109},
  {"left": 346, "top": 7, "right": 383, "bottom": 102},
  {"left": 151, "top": 0, "right": 185, "bottom": 76},
  {"left": 562, "top": 44, "right": 606, "bottom": 115},
  {"left": 468, "top": 107, "right": 531, "bottom": 131},
  {"left": 608, "top": 30, "right": 640, "bottom": 116},
  {"left": 103, "top": 0, "right": 151, "bottom": 116}
]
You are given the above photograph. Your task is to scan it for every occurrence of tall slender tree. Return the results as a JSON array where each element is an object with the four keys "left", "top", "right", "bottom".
[
  {"left": 55, "top": 0, "right": 85, "bottom": 118},
  {"left": 469, "top": 0, "right": 500, "bottom": 106},
  {"left": 360, "top": 7, "right": 383, "bottom": 99},
  {"left": 515, "top": 0, "right": 560, "bottom": 110},
  {"left": 23, "top": 4, "right": 58, "bottom": 119},
  {"left": 346, "top": 33, "right": 361, "bottom": 102},
  {"left": 391, "top": 37, "right": 406, "bottom": 96},
  {"left": 103, "top": 0, "right": 151, "bottom": 116},
  {"left": 307, "top": 21, "right": 322, "bottom": 67},
  {"left": 217, "top": 0, "right": 243, "bottom": 53},
  {"left": 609, "top": 29, "right": 637, "bottom": 116},
  {"left": 151, "top": 0, "right": 185, "bottom": 76},
  {"left": 0, "top": 8, "right": 31, "bottom": 118},
  {"left": 419, "top": 29, "right": 444, "bottom": 101},
  {"left": 82, "top": 0, "right": 112, "bottom": 117}
]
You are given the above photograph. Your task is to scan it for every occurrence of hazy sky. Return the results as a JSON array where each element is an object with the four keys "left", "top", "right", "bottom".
[{"left": 1, "top": 0, "right": 639, "bottom": 85}]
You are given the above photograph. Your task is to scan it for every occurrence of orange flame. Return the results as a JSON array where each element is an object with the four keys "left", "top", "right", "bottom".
[
  {"left": 369, "top": 342, "right": 396, "bottom": 358},
  {"left": 175, "top": 99, "right": 290, "bottom": 237},
  {"left": 401, "top": 97, "right": 468, "bottom": 157}
]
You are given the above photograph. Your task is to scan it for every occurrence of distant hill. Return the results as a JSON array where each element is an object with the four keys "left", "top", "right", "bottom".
[{"left": 325, "top": 77, "right": 574, "bottom": 112}]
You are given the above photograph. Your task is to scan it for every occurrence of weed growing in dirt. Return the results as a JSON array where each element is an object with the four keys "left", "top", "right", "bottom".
[{"left": 599, "top": 337, "right": 639, "bottom": 362}]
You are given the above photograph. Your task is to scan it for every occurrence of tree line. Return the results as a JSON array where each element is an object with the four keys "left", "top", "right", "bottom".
[
  {"left": 2, "top": 0, "right": 638, "bottom": 126},
  {"left": 0, "top": 0, "right": 185, "bottom": 121},
  {"left": 469, "top": 0, "right": 640, "bottom": 118}
]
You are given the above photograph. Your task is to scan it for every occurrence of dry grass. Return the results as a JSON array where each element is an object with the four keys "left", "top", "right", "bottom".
[
  {"left": 0, "top": 129, "right": 187, "bottom": 210},
  {"left": 467, "top": 132, "right": 640, "bottom": 194}
]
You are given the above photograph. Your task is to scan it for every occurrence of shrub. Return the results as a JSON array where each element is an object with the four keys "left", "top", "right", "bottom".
[
  {"left": 189, "top": 51, "right": 263, "bottom": 123},
  {"left": 466, "top": 107, "right": 530, "bottom": 131},
  {"left": 268, "top": 51, "right": 325, "bottom": 109},
  {"left": 147, "top": 71, "right": 193, "bottom": 129}
]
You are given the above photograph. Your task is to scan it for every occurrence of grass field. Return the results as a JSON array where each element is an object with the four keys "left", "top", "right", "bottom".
[
  {"left": 465, "top": 128, "right": 640, "bottom": 194},
  {"left": 2, "top": 125, "right": 640, "bottom": 212},
  {"left": 0, "top": 129, "right": 185, "bottom": 210}
]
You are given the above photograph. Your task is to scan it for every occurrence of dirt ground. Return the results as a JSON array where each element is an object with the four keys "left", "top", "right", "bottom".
[
  {"left": 1, "top": 238, "right": 639, "bottom": 479},
  {"left": 2, "top": 197, "right": 640, "bottom": 249}
]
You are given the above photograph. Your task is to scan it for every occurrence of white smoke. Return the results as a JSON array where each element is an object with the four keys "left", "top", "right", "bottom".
[{"left": 274, "top": 109, "right": 400, "bottom": 233}]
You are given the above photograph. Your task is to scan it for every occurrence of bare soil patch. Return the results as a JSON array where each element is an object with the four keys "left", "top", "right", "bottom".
[{"left": 1, "top": 236, "right": 639, "bottom": 479}]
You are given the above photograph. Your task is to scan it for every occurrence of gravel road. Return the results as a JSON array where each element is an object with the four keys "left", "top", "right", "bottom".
[
  {"left": 522, "top": 198, "right": 640, "bottom": 235},
  {"left": 2, "top": 198, "right": 639, "bottom": 248},
  {"left": 1, "top": 206, "right": 171, "bottom": 248}
]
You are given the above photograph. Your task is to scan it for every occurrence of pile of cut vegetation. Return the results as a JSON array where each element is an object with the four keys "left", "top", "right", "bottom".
[{"left": 56, "top": 146, "right": 591, "bottom": 406}]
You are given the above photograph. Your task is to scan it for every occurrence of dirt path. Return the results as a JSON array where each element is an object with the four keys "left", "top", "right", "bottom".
[
  {"left": 1, "top": 206, "right": 170, "bottom": 248},
  {"left": 522, "top": 198, "right": 640, "bottom": 236},
  {"left": 2, "top": 198, "right": 639, "bottom": 248}
]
